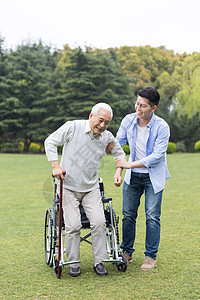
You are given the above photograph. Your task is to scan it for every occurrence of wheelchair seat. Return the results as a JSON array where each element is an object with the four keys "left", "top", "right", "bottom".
[
  {"left": 79, "top": 204, "right": 90, "bottom": 229},
  {"left": 79, "top": 202, "right": 111, "bottom": 229}
]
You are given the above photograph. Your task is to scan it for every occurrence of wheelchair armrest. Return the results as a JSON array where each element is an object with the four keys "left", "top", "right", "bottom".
[{"left": 102, "top": 197, "right": 112, "bottom": 203}]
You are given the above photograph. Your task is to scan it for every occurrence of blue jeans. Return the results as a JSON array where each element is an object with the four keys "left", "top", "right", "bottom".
[{"left": 121, "top": 172, "right": 163, "bottom": 259}]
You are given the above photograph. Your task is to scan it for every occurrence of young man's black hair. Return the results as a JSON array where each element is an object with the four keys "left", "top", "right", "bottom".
[{"left": 138, "top": 87, "right": 160, "bottom": 106}]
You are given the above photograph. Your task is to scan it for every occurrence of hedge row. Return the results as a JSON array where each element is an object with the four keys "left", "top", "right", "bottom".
[{"left": 2, "top": 141, "right": 200, "bottom": 154}]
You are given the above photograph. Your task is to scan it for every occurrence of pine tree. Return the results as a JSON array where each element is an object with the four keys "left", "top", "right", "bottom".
[
  {"left": 0, "top": 41, "right": 58, "bottom": 151},
  {"left": 55, "top": 47, "right": 134, "bottom": 134}
]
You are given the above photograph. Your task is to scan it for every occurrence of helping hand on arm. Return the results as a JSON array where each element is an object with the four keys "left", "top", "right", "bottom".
[{"left": 116, "top": 159, "right": 145, "bottom": 169}]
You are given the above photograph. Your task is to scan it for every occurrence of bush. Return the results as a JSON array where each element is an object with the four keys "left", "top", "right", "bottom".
[
  {"left": 123, "top": 144, "right": 130, "bottom": 155},
  {"left": 29, "top": 143, "right": 44, "bottom": 153},
  {"left": 18, "top": 141, "right": 24, "bottom": 152},
  {"left": 194, "top": 140, "right": 200, "bottom": 151},
  {"left": 1, "top": 142, "right": 19, "bottom": 153},
  {"left": 167, "top": 142, "right": 176, "bottom": 154},
  {"left": 176, "top": 142, "right": 186, "bottom": 153}
]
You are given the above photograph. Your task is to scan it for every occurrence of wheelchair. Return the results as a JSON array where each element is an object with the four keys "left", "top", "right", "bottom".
[{"left": 44, "top": 176, "right": 127, "bottom": 278}]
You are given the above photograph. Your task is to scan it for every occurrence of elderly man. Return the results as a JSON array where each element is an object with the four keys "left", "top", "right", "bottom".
[{"left": 44, "top": 103, "right": 125, "bottom": 277}]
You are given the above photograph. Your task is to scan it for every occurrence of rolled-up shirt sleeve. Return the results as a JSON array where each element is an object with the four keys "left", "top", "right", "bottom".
[{"left": 44, "top": 121, "right": 74, "bottom": 161}]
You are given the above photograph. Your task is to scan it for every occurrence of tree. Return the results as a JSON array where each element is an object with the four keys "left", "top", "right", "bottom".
[
  {"left": 0, "top": 38, "right": 26, "bottom": 151},
  {"left": 176, "top": 53, "right": 200, "bottom": 117},
  {"left": 116, "top": 45, "right": 178, "bottom": 88},
  {"left": 0, "top": 41, "right": 58, "bottom": 151},
  {"left": 1, "top": 42, "right": 200, "bottom": 152},
  {"left": 54, "top": 46, "right": 134, "bottom": 134},
  {"left": 169, "top": 111, "right": 200, "bottom": 152}
]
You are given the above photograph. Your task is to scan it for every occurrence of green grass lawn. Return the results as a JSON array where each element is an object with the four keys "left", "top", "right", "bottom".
[{"left": 0, "top": 153, "right": 200, "bottom": 299}]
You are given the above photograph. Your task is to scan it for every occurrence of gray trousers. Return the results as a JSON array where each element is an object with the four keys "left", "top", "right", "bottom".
[{"left": 62, "top": 187, "right": 107, "bottom": 267}]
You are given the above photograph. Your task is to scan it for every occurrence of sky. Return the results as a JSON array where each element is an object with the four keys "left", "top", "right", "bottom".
[{"left": 0, "top": 0, "right": 200, "bottom": 54}]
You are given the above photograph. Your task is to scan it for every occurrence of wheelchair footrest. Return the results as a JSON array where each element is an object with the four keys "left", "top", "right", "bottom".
[
  {"left": 102, "top": 258, "right": 123, "bottom": 263},
  {"left": 60, "top": 260, "right": 80, "bottom": 267}
]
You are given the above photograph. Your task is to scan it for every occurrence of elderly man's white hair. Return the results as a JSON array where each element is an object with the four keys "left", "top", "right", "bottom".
[{"left": 91, "top": 103, "right": 113, "bottom": 120}]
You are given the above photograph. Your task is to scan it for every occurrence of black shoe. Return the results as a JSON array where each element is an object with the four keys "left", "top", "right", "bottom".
[
  {"left": 93, "top": 263, "right": 108, "bottom": 276},
  {"left": 69, "top": 266, "right": 80, "bottom": 277}
]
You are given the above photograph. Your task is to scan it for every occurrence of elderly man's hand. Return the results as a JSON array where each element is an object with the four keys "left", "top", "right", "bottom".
[
  {"left": 114, "top": 173, "right": 123, "bottom": 187},
  {"left": 52, "top": 167, "right": 66, "bottom": 180},
  {"left": 51, "top": 160, "right": 66, "bottom": 180}
]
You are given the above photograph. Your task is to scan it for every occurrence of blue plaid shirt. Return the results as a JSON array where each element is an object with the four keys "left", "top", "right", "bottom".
[{"left": 116, "top": 113, "right": 170, "bottom": 193}]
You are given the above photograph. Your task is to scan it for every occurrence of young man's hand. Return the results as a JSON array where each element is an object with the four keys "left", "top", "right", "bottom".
[
  {"left": 116, "top": 159, "right": 132, "bottom": 169},
  {"left": 116, "top": 159, "right": 145, "bottom": 169}
]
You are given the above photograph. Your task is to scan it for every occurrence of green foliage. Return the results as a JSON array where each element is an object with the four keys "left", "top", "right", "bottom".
[
  {"left": 176, "top": 53, "right": 200, "bottom": 118},
  {"left": 55, "top": 46, "right": 134, "bottom": 134},
  {"left": 169, "top": 111, "right": 200, "bottom": 152},
  {"left": 116, "top": 45, "right": 178, "bottom": 88},
  {"left": 122, "top": 144, "right": 130, "bottom": 155},
  {"left": 29, "top": 142, "right": 44, "bottom": 153},
  {"left": 18, "top": 141, "right": 44, "bottom": 153},
  {"left": 194, "top": 140, "right": 200, "bottom": 151},
  {"left": 18, "top": 141, "right": 24, "bottom": 152},
  {"left": 0, "top": 41, "right": 59, "bottom": 152},
  {"left": 175, "top": 141, "right": 186, "bottom": 153},
  {"left": 1, "top": 40, "right": 200, "bottom": 152},
  {"left": 167, "top": 142, "right": 176, "bottom": 153}
]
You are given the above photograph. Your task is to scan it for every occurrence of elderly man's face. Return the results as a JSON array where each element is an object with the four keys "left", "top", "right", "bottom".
[{"left": 89, "top": 109, "right": 111, "bottom": 135}]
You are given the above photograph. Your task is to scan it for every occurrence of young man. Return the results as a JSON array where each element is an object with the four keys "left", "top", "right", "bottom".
[
  {"left": 116, "top": 87, "right": 170, "bottom": 270},
  {"left": 44, "top": 103, "right": 125, "bottom": 277}
]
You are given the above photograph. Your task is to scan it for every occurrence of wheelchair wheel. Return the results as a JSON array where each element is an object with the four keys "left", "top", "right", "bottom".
[
  {"left": 116, "top": 254, "right": 127, "bottom": 272},
  {"left": 106, "top": 227, "right": 115, "bottom": 259},
  {"left": 106, "top": 207, "right": 119, "bottom": 241},
  {"left": 44, "top": 209, "right": 53, "bottom": 265},
  {"left": 106, "top": 206, "right": 119, "bottom": 256}
]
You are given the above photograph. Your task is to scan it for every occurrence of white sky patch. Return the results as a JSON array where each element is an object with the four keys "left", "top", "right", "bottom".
[{"left": 0, "top": 0, "right": 200, "bottom": 54}]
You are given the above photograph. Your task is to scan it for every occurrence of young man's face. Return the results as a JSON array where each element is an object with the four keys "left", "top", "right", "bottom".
[
  {"left": 89, "top": 109, "right": 111, "bottom": 135},
  {"left": 135, "top": 96, "right": 157, "bottom": 121}
]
